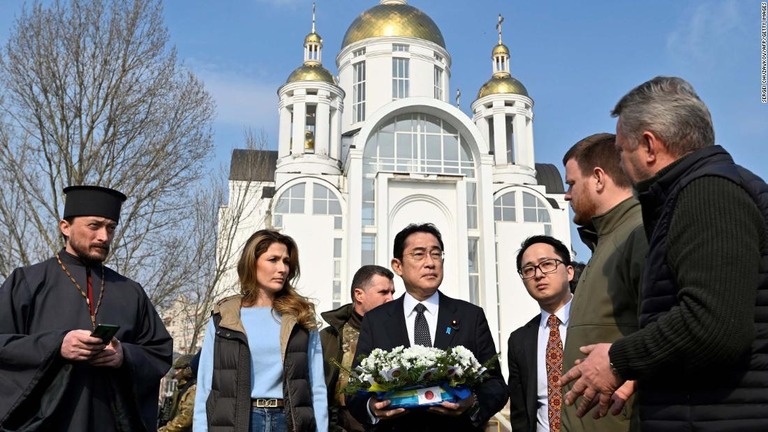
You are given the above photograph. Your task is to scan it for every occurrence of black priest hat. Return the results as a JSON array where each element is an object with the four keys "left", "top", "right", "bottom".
[{"left": 63, "top": 185, "right": 127, "bottom": 222}]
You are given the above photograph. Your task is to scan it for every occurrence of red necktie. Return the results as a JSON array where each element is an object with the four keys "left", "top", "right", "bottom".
[{"left": 546, "top": 314, "right": 563, "bottom": 431}]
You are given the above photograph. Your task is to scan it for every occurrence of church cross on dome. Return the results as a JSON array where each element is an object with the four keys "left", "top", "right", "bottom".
[
  {"left": 311, "top": 1, "right": 316, "bottom": 34},
  {"left": 496, "top": 14, "right": 504, "bottom": 44}
]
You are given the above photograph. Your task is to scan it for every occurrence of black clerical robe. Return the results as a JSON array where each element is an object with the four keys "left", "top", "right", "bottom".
[{"left": 0, "top": 250, "right": 173, "bottom": 432}]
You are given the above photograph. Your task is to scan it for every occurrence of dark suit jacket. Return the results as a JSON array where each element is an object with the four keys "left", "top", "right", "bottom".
[
  {"left": 348, "top": 291, "right": 508, "bottom": 432},
  {"left": 507, "top": 314, "right": 541, "bottom": 432}
]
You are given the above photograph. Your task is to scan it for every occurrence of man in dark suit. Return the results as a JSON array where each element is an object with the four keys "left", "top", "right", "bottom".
[
  {"left": 348, "top": 223, "right": 507, "bottom": 432},
  {"left": 508, "top": 235, "right": 574, "bottom": 432}
]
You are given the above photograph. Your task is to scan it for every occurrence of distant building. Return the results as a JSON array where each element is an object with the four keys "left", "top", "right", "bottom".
[
  {"left": 161, "top": 297, "right": 202, "bottom": 355},
  {"left": 216, "top": 0, "right": 571, "bottom": 375}
]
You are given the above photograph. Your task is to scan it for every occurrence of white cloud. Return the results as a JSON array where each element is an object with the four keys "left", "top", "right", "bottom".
[
  {"left": 181, "top": 59, "right": 283, "bottom": 147},
  {"left": 666, "top": 0, "right": 745, "bottom": 67}
]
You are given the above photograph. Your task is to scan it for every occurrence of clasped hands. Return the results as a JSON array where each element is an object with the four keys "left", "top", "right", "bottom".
[
  {"left": 559, "top": 343, "right": 635, "bottom": 419},
  {"left": 60, "top": 329, "right": 124, "bottom": 368}
]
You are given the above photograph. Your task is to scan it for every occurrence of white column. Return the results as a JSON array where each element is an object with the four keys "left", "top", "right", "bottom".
[
  {"left": 514, "top": 114, "right": 534, "bottom": 169},
  {"left": 475, "top": 116, "right": 490, "bottom": 155},
  {"left": 478, "top": 154, "right": 501, "bottom": 348},
  {"left": 513, "top": 114, "right": 529, "bottom": 168},
  {"left": 345, "top": 148, "right": 364, "bottom": 280},
  {"left": 315, "top": 98, "right": 331, "bottom": 157},
  {"left": 278, "top": 104, "right": 292, "bottom": 158},
  {"left": 493, "top": 110, "right": 507, "bottom": 166},
  {"left": 526, "top": 117, "right": 535, "bottom": 168},
  {"left": 291, "top": 102, "right": 306, "bottom": 156},
  {"left": 330, "top": 107, "right": 341, "bottom": 161}
]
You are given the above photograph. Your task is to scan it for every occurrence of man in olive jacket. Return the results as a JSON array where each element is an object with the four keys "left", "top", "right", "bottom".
[
  {"left": 561, "top": 133, "right": 647, "bottom": 432},
  {"left": 320, "top": 265, "right": 395, "bottom": 432},
  {"left": 562, "top": 76, "right": 768, "bottom": 431}
]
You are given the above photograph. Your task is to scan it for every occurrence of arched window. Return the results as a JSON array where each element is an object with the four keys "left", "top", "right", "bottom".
[
  {"left": 273, "top": 181, "right": 344, "bottom": 307},
  {"left": 361, "top": 113, "right": 476, "bottom": 227},
  {"left": 363, "top": 113, "right": 474, "bottom": 176},
  {"left": 273, "top": 181, "right": 342, "bottom": 229},
  {"left": 494, "top": 190, "right": 552, "bottom": 236},
  {"left": 494, "top": 191, "right": 516, "bottom": 222},
  {"left": 274, "top": 183, "right": 305, "bottom": 216}
]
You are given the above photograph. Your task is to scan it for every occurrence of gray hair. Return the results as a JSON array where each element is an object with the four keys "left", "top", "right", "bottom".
[{"left": 611, "top": 76, "right": 714, "bottom": 156}]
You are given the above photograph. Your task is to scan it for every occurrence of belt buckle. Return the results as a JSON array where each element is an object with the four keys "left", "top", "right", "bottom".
[{"left": 256, "top": 398, "right": 277, "bottom": 408}]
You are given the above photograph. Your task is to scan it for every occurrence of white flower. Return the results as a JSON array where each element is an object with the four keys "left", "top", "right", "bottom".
[{"left": 344, "top": 344, "right": 489, "bottom": 394}]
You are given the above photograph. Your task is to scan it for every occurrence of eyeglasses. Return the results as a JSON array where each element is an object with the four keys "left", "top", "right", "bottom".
[
  {"left": 519, "top": 258, "right": 564, "bottom": 280},
  {"left": 405, "top": 249, "right": 445, "bottom": 262}
]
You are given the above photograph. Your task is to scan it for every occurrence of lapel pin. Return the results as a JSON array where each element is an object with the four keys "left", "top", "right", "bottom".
[{"left": 450, "top": 320, "right": 459, "bottom": 331}]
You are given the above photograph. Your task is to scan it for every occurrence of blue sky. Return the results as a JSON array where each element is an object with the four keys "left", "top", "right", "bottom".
[{"left": 1, "top": 0, "right": 766, "bottom": 260}]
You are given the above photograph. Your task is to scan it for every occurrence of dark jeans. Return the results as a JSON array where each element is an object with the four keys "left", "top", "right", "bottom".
[{"left": 250, "top": 407, "right": 286, "bottom": 432}]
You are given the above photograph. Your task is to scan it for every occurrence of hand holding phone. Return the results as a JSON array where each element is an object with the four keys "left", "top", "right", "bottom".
[{"left": 91, "top": 324, "right": 120, "bottom": 343}]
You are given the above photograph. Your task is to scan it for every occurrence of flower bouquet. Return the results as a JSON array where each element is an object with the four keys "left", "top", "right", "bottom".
[{"left": 340, "top": 345, "right": 492, "bottom": 409}]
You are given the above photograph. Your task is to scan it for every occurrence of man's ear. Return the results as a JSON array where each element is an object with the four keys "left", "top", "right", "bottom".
[
  {"left": 353, "top": 287, "right": 365, "bottom": 304},
  {"left": 391, "top": 258, "right": 403, "bottom": 276},
  {"left": 593, "top": 167, "right": 608, "bottom": 192},
  {"left": 566, "top": 264, "right": 575, "bottom": 282},
  {"left": 640, "top": 131, "right": 663, "bottom": 163},
  {"left": 59, "top": 219, "right": 71, "bottom": 239}
]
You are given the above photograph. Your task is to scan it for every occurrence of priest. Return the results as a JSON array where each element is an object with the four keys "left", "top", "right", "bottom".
[{"left": 0, "top": 185, "right": 173, "bottom": 431}]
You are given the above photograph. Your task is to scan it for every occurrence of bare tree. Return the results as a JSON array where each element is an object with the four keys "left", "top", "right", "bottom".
[
  {"left": 0, "top": 0, "right": 215, "bottom": 303},
  {"left": 158, "top": 129, "right": 277, "bottom": 353}
]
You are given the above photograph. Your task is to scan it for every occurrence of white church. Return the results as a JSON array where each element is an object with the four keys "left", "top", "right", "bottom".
[{"left": 217, "top": 0, "right": 573, "bottom": 378}]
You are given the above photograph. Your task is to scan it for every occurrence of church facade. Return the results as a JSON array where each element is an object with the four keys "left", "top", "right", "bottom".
[{"left": 217, "top": 0, "right": 572, "bottom": 373}]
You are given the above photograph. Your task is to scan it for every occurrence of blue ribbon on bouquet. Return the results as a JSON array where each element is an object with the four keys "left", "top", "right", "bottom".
[{"left": 370, "top": 383, "right": 472, "bottom": 409}]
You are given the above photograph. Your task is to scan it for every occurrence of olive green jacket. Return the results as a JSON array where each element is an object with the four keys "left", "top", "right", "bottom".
[
  {"left": 158, "top": 383, "right": 195, "bottom": 432},
  {"left": 562, "top": 197, "right": 647, "bottom": 432}
]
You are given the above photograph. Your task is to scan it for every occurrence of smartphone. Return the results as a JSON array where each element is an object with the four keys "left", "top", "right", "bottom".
[{"left": 91, "top": 323, "right": 120, "bottom": 343}]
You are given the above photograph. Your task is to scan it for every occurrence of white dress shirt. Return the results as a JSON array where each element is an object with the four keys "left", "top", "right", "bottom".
[
  {"left": 403, "top": 291, "right": 440, "bottom": 346},
  {"left": 535, "top": 298, "right": 572, "bottom": 432}
]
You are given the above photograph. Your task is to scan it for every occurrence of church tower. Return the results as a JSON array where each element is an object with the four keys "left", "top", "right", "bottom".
[
  {"left": 276, "top": 3, "right": 345, "bottom": 176},
  {"left": 335, "top": 0, "right": 451, "bottom": 134},
  {"left": 471, "top": 15, "right": 536, "bottom": 185}
]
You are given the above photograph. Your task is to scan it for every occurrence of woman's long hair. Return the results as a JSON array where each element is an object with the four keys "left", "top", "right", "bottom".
[{"left": 237, "top": 229, "right": 317, "bottom": 329}]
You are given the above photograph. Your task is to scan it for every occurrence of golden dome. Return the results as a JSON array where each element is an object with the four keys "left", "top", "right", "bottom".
[
  {"left": 341, "top": 1, "right": 445, "bottom": 49},
  {"left": 492, "top": 43, "right": 509, "bottom": 57},
  {"left": 477, "top": 74, "right": 529, "bottom": 98},
  {"left": 286, "top": 63, "right": 335, "bottom": 84},
  {"left": 305, "top": 32, "right": 322, "bottom": 46}
]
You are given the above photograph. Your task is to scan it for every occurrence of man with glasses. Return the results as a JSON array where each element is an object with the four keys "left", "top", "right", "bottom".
[
  {"left": 348, "top": 223, "right": 507, "bottom": 432},
  {"left": 560, "top": 133, "right": 647, "bottom": 432},
  {"left": 508, "top": 235, "right": 574, "bottom": 432}
]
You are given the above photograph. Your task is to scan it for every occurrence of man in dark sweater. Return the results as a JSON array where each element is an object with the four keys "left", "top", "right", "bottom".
[
  {"left": 320, "top": 265, "right": 395, "bottom": 432},
  {"left": 560, "top": 76, "right": 768, "bottom": 431}
]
